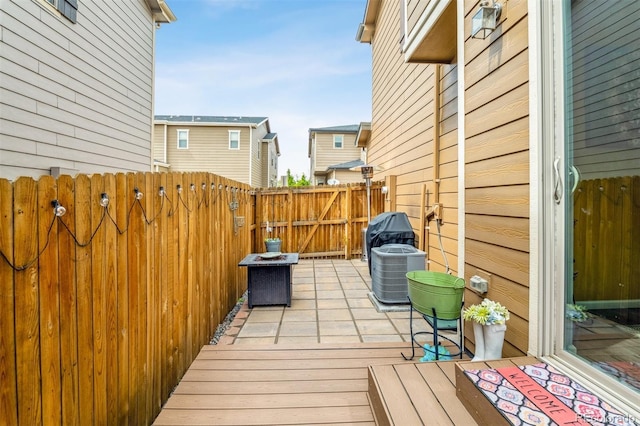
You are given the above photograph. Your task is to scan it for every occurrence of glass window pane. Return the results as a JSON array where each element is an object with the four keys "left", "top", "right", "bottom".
[
  {"left": 334, "top": 135, "right": 343, "bottom": 148},
  {"left": 177, "top": 130, "right": 188, "bottom": 149},
  {"left": 563, "top": 0, "right": 640, "bottom": 395},
  {"left": 229, "top": 131, "right": 239, "bottom": 149}
]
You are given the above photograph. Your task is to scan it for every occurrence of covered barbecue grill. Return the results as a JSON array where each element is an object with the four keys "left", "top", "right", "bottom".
[{"left": 365, "top": 212, "right": 416, "bottom": 273}]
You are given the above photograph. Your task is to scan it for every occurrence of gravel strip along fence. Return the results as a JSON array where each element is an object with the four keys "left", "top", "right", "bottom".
[{"left": 210, "top": 292, "right": 247, "bottom": 345}]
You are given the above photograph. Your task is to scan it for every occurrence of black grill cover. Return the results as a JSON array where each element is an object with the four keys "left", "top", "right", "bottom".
[{"left": 366, "top": 212, "right": 415, "bottom": 273}]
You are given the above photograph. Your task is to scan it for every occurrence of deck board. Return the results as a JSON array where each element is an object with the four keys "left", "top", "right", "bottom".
[{"left": 154, "top": 342, "right": 419, "bottom": 425}]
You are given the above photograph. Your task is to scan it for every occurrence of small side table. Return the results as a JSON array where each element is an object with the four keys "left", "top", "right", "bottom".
[{"left": 238, "top": 253, "right": 299, "bottom": 308}]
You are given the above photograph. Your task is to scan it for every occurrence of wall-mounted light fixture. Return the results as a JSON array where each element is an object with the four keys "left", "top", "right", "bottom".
[
  {"left": 134, "top": 187, "right": 144, "bottom": 200},
  {"left": 100, "top": 193, "right": 109, "bottom": 207},
  {"left": 51, "top": 200, "right": 66, "bottom": 217},
  {"left": 159, "top": 186, "right": 165, "bottom": 197},
  {"left": 471, "top": 0, "right": 502, "bottom": 40}
]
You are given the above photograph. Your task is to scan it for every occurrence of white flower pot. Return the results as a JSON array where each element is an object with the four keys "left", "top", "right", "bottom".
[{"left": 471, "top": 322, "right": 506, "bottom": 361}]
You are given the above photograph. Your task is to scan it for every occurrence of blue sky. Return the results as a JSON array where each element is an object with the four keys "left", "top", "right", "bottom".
[{"left": 154, "top": 0, "right": 372, "bottom": 179}]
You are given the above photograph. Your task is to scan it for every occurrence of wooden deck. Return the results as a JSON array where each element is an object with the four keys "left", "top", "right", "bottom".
[{"left": 153, "top": 342, "right": 469, "bottom": 425}]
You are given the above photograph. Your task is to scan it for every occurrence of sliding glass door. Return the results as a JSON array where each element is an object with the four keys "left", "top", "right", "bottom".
[{"left": 560, "top": 0, "right": 640, "bottom": 397}]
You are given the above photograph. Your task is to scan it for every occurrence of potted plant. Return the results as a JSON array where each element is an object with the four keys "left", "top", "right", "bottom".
[
  {"left": 565, "top": 303, "right": 589, "bottom": 354},
  {"left": 566, "top": 303, "right": 589, "bottom": 322},
  {"left": 463, "top": 298, "right": 510, "bottom": 361},
  {"left": 264, "top": 237, "right": 281, "bottom": 252}
]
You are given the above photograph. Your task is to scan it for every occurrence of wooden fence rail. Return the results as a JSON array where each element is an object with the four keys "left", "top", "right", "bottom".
[
  {"left": 573, "top": 175, "right": 640, "bottom": 302},
  {"left": 1, "top": 175, "right": 383, "bottom": 425},
  {"left": 0, "top": 172, "right": 253, "bottom": 425},
  {"left": 254, "top": 182, "right": 384, "bottom": 259}
]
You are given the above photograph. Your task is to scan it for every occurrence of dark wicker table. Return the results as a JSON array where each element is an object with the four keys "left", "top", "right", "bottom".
[{"left": 238, "top": 253, "right": 299, "bottom": 308}]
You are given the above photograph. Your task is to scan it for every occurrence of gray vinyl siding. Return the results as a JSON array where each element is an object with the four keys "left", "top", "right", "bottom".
[
  {"left": 570, "top": 0, "right": 640, "bottom": 179},
  {"left": 0, "top": 0, "right": 155, "bottom": 181}
]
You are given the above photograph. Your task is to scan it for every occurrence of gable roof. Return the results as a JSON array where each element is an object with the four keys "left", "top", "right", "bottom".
[
  {"left": 155, "top": 115, "right": 268, "bottom": 127},
  {"left": 308, "top": 124, "right": 360, "bottom": 134},
  {"left": 308, "top": 124, "right": 360, "bottom": 156},
  {"left": 327, "top": 159, "right": 364, "bottom": 171},
  {"left": 261, "top": 133, "right": 281, "bottom": 156}
]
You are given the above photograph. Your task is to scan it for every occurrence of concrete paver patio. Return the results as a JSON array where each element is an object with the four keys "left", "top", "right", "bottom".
[{"left": 220, "top": 258, "right": 436, "bottom": 345}]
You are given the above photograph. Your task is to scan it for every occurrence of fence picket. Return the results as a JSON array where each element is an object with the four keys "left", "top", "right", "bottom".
[
  {"left": 14, "top": 177, "right": 42, "bottom": 425},
  {"left": 38, "top": 175, "right": 61, "bottom": 425},
  {"left": 0, "top": 178, "right": 17, "bottom": 425},
  {"left": 0, "top": 173, "right": 381, "bottom": 425}
]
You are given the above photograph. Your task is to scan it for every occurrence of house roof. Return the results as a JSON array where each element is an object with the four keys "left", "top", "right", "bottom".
[
  {"left": 308, "top": 124, "right": 359, "bottom": 134},
  {"left": 326, "top": 159, "right": 364, "bottom": 171},
  {"left": 261, "top": 133, "right": 281, "bottom": 156},
  {"left": 355, "top": 122, "right": 371, "bottom": 148},
  {"left": 356, "top": 0, "right": 382, "bottom": 43},
  {"left": 262, "top": 132, "right": 277, "bottom": 140},
  {"left": 155, "top": 115, "right": 268, "bottom": 127},
  {"left": 147, "top": 0, "right": 177, "bottom": 23},
  {"left": 308, "top": 124, "right": 360, "bottom": 157}
]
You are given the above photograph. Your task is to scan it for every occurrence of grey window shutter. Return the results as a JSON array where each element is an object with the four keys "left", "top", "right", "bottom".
[{"left": 57, "top": 0, "right": 78, "bottom": 23}]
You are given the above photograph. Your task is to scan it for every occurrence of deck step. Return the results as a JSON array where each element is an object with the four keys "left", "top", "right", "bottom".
[
  {"left": 455, "top": 356, "right": 554, "bottom": 425},
  {"left": 367, "top": 361, "right": 479, "bottom": 425}
]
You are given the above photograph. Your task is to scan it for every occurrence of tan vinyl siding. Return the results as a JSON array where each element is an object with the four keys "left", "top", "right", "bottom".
[
  {"left": 407, "top": 0, "right": 430, "bottom": 36},
  {"left": 261, "top": 143, "right": 269, "bottom": 186},
  {"left": 153, "top": 123, "right": 167, "bottom": 163},
  {"left": 0, "top": 0, "right": 156, "bottom": 180},
  {"left": 260, "top": 140, "right": 278, "bottom": 188},
  {"left": 313, "top": 133, "right": 361, "bottom": 172},
  {"left": 463, "top": 0, "right": 529, "bottom": 357},
  {"left": 368, "top": 0, "right": 459, "bottom": 276},
  {"left": 250, "top": 122, "right": 268, "bottom": 187},
  {"left": 163, "top": 125, "right": 251, "bottom": 184},
  {"left": 331, "top": 169, "right": 364, "bottom": 185}
]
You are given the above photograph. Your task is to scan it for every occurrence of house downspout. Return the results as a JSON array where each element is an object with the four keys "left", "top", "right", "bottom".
[
  {"left": 433, "top": 64, "right": 441, "bottom": 213},
  {"left": 456, "top": 0, "right": 466, "bottom": 275},
  {"left": 163, "top": 123, "right": 168, "bottom": 164},
  {"left": 426, "top": 64, "right": 442, "bottom": 222},
  {"left": 249, "top": 126, "right": 253, "bottom": 186}
]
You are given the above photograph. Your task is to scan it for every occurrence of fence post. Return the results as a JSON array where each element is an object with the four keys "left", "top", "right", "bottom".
[{"left": 345, "top": 186, "right": 352, "bottom": 259}]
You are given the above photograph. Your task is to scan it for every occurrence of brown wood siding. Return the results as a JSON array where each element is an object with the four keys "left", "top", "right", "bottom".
[
  {"left": 463, "top": 0, "right": 529, "bottom": 357},
  {"left": 0, "top": 0, "right": 156, "bottom": 180},
  {"left": 368, "top": 0, "right": 458, "bottom": 275}
]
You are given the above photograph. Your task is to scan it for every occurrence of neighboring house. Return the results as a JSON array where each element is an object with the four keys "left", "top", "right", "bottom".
[
  {"left": 358, "top": 0, "right": 639, "bottom": 414},
  {"left": 0, "top": 0, "right": 176, "bottom": 181},
  {"left": 153, "top": 115, "right": 280, "bottom": 188},
  {"left": 308, "top": 124, "right": 367, "bottom": 185}
]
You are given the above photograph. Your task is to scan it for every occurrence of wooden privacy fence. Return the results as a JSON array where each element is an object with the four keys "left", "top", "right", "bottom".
[
  {"left": 573, "top": 175, "right": 640, "bottom": 302},
  {"left": 254, "top": 182, "right": 384, "bottom": 258},
  {"left": 0, "top": 172, "right": 252, "bottom": 425}
]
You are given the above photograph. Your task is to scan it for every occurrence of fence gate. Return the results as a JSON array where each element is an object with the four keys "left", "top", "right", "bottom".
[{"left": 254, "top": 183, "right": 384, "bottom": 259}]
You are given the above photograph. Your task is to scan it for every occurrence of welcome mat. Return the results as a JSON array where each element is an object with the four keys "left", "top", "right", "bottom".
[{"left": 464, "top": 363, "right": 637, "bottom": 425}]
